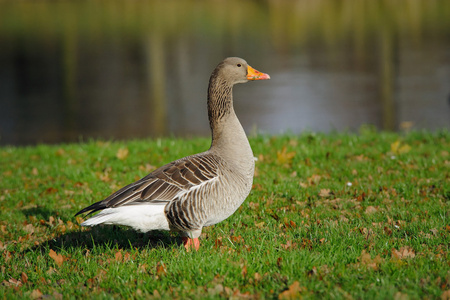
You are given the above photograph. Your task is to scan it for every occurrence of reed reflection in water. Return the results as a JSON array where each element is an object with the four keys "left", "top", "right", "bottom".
[{"left": 0, "top": 0, "right": 449, "bottom": 145}]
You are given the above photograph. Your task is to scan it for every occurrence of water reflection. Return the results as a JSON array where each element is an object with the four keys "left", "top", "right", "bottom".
[{"left": 0, "top": 0, "right": 449, "bottom": 145}]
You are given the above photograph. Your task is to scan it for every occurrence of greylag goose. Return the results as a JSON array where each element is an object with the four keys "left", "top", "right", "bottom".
[{"left": 75, "top": 57, "right": 270, "bottom": 250}]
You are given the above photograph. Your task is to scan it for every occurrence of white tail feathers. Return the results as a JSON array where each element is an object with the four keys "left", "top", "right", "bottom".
[{"left": 80, "top": 204, "right": 170, "bottom": 233}]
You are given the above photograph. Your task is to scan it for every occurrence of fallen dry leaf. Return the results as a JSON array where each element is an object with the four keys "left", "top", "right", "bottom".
[
  {"left": 277, "top": 146, "right": 296, "bottom": 165},
  {"left": 280, "top": 240, "right": 297, "bottom": 250},
  {"left": 441, "top": 290, "right": 450, "bottom": 300},
  {"left": 307, "top": 174, "right": 322, "bottom": 185},
  {"left": 319, "top": 189, "right": 332, "bottom": 198},
  {"left": 21, "top": 272, "right": 28, "bottom": 284},
  {"left": 3, "top": 278, "right": 22, "bottom": 287},
  {"left": 278, "top": 281, "right": 303, "bottom": 300},
  {"left": 277, "top": 257, "right": 283, "bottom": 268},
  {"left": 394, "top": 291, "right": 409, "bottom": 300},
  {"left": 391, "top": 140, "right": 411, "bottom": 155},
  {"left": 241, "top": 265, "right": 248, "bottom": 277},
  {"left": 365, "top": 206, "right": 378, "bottom": 214},
  {"left": 384, "top": 226, "right": 393, "bottom": 236},
  {"left": 116, "top": 147, "right": 129, "bottom": 160},
  {"left": 358, "top": 250, "right": 384, "bottom": 270},
  {"left": 208, "top": 284, "right": 224, "bottom": 296},
  {"left": 392, "top": 246, "right": 415, "bottom": 260},
  {"left": 255, "top": 221, "right": 265, "bottom": 229},
  {"left": 49, "top": 249, "right": 64, "bottom": 267},
  {"left": 156, "top": 262, "right": 167, "bottom": 276},
  {"left": 30, "top": 289, "right": 43, "bottom": 299},
  {"left": 115, "top": 251, "right": 123, "bottom": 262},
  {"left": 31, "top": 168, "right": 39, "bottom": 175}
]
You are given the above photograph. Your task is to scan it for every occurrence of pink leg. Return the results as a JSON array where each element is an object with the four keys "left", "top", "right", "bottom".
[{"left": 182, "top": 237, "right": 200, "bottom": 251}]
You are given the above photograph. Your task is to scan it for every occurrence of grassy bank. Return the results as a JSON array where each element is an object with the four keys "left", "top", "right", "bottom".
[{"left": 1, "top": 130, "right": 449, "bottom": 299}]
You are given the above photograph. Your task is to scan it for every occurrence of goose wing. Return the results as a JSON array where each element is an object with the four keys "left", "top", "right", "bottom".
[{"left": 75, "top": 153, "right": 220, "bottom": 216}]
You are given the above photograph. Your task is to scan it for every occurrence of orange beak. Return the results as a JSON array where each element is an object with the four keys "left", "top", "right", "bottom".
[{"left": 247, "top": 65, "right": 270, "bottom": 80}]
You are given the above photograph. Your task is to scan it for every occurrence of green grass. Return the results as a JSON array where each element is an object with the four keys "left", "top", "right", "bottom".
[{"left": 1, "top": 130, "right": 449, "bottom": 299}]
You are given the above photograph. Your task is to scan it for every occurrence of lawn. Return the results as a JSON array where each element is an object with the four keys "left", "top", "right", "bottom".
[{"left": 1, "top": 129, "right": 449, "bottom": 299}]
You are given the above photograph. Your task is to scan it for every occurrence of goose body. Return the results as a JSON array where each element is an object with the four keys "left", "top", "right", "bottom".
[{"left": 75, "top": 57, "right": 270, "bottom": 250}]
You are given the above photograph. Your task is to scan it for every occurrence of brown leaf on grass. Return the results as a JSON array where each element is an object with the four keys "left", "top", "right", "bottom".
[
  {"left": 340, "top": 215, "right": 349, "bottom": 222},
  {"left": 384, "top": 226, "right": 393, "bottom": 236},
  {"left": 48, "top": 216, "right": 55, "bottom": 226},
  {"left": 301, "top": 238, "right": 313, "bottom": 250},
  {"left": 156, "top": 262, "right": 167, "bottom": 276},
  {"left": 75, "top": 216, "right": 84, "bottom": 225},
  {"left": 139, "top": 163, "right": 156, "bottom": 173},
  {"left": 353, "top": 154, "right": 368, "bottom": 161},
  {"left": 30, "top": 289, "right": 43, "bottom": 299},
  {"left": 391, "top": 140, "right": 411, "bottom": 155},
  {"left": 153, "top": 290, "right": 161, "bottom": 298},
  {"left": 52, "top": 292, "right": 63, "bottom": 299},
  {"left": 319, "top": 189, "right": 332, "bottom": 198},
  {"left": 86, "top": 278, "right": 95, "bottom": 288},
  {"left": 255, "top": 221, "right": 265, "bottom": 229},
  {"left": 365, "top": 206, "right": 378, "bottom": 214},
  {"left": 49, "top": 249, "right": 64, "bottom": 267},
  {"left": 307, "top": 266, "right": 318, "bottom": 277},
  {"left": 280, "top": 240, "right": 297, "bottom": 250},
  {"left": 208, "top": 284, "right": 224, "bottom": 296},
  {"left": 31, "top": 168, "right": 39, "bottom": 175},
  {"left": 3, "top": 278, "right": 22, "bottom": 287},
  {"left": 23, "top": 223, "right": 35, "bottom": 233},
  {"left": 231, "top": 289, "right": 253, "bottom": 299},
  {"left": 392, "top": 246, "right": 415, "bottom": 260},
  {"left": 21, "top": 272, "right": 28, "bottom": 284},
  {"left": 277, "top": 257, "right": 283, "bottom": 268},
  {"left": 359, "top": 227, "right": 374, "bottom": 237},
  {"left": 441, "top": 290, "right": 450, "bottom": 300},
  {"left": 299, "top": 181, "right": 308, "bottom": 188},
  {"left": 231, "top": 235, "right": 244, "bottom": 244},
  {"left": 358, "top": 250, "right": 384, "bottom": 270},
  {"left": 3, "top": 170, "right": 13, "bottom": 176},
  {"left": 394, "top": 291, "right": 409, "bottom": 300},
  {"left": 138, "top": 263, "right": 148, "bottom": 273},
  {"left": 307, "top": 174, "right": 321, "bottom": 185},
  {"left": 44, "top": 187, "right": 58, "bottom": 194},
  {"left": 241, "top": 265, "right": 248, "bottom": 278},
  {"left": 116, "top": 147, "right": 129, "bottom": 160},
  {"left": 249, "top": 202, "right": 260, "bottom": 210},
  {"left": 123, "top": 252, "right": 131, "bottom": 262},
  {"left": 278, "top": 281, "right": 304, "bottom": 300},
  {"left": 276, "top": 146, "right": 296, "bottom": 165},
  {"left": 115, "top": 251, "right": 123, "bottom": 262},
  {"left": 46, "top": 267, "right": 57, "bottom": 275},
  {"left": 55, "top": 148, "right": 65, "bottom": 156},
  {"left": 97, "top": 171, "right": 111, "bottom": 182},
  {"left": 214, "top": 237, "right": 223, "bottom": 248}
]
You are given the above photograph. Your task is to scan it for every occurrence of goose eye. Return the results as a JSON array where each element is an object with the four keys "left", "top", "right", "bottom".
[{"left": 237, "top": 64, "right": 242, "bottom": 67}]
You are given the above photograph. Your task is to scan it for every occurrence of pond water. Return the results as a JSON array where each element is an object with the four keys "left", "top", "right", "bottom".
[{"left": 0, "top": 0, "right": 449, "bottom": 145}]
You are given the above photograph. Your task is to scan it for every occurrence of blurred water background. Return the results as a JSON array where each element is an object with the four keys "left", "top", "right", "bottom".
[{"left": 0, "top": 0, "right": 449, "bottom": 145}]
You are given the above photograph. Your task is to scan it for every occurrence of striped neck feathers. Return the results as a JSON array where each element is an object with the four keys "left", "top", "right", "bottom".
[{"left": 207, "top": 75, "right": 234, "bottom": 131}]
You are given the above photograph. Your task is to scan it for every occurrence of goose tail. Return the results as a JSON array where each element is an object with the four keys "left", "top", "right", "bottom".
[{"left": 80, "top": 204, "right": 170, "bottom": 233}]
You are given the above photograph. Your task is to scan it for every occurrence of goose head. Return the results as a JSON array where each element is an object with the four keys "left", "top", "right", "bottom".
[{"left": 214, "top": 57, "right": 270, "bottom": 85}]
